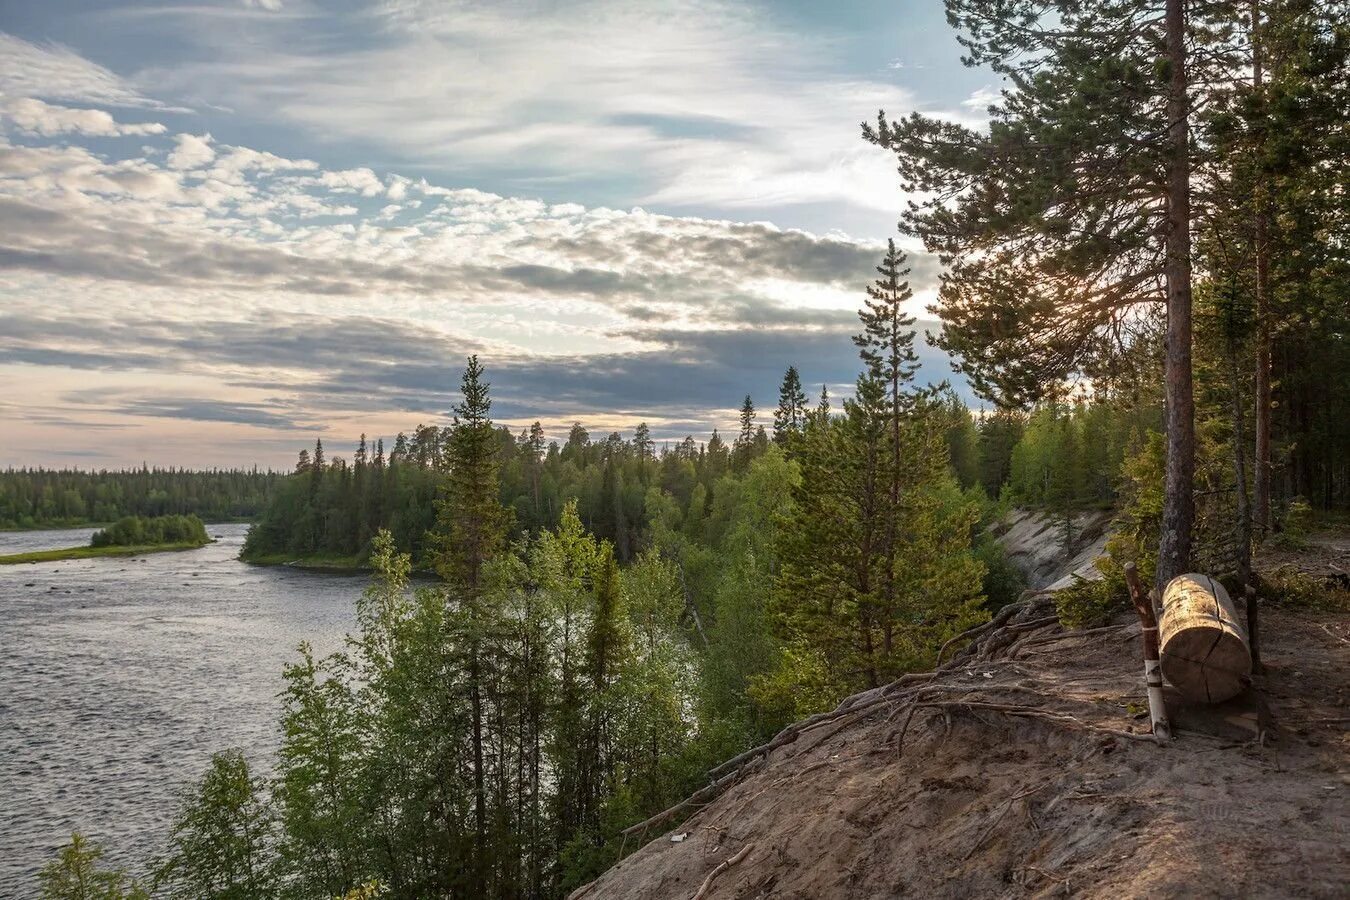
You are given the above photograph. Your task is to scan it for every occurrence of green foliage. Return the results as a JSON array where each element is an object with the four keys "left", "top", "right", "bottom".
[
  {"left": 1259, "top": 566, "right": 1350, "bottom": 614},
  {"left": 91, "top": 514, "right": 208, "bottom": 548},
  {"left": 1272, "top": 497, "right": 1314, "bottom": 549},
  {"left": 756, "top": 242, "right": 987, "bottom": 720},
  {"left": 1053, "top": 574, "right": 1128, "bottom": 630},
  {"left": 38, "top": 834, "right": 147, "bottom": 900},
  {"left": 153, "top": 750, "right": 279, "bottom": 899},
  {"left": 972, "top": 532, "right": 1026, "bottom": 611}
]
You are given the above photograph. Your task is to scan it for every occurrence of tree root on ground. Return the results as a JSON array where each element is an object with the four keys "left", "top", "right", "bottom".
[{"left": 690, "top": 843, "right": 754, "bottom": 900}]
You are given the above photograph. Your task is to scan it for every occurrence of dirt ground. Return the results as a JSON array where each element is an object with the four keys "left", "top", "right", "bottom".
[{"left": 576, "top": 574, "right": 1349, "bottom": 898}]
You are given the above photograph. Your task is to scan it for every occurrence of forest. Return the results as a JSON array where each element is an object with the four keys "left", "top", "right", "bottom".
[
  {"left": 0, "top": 468, "right": 283, "bottom": 529},
  {"left": 37, "top": 0, "right": 1348, "bottom": 897}
]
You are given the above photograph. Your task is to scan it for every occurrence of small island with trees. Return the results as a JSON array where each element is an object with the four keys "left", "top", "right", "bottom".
[{"left": 0, "top": 514, "right": 213, "bottom": 565}]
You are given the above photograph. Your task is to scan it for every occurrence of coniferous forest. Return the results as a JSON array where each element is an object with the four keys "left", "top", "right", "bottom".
[
  {"left": 0, "top": 468, "right": 282, "bottom": 529},
  {"left": 32, "top": 0, "right": 1349, "bottom": 897}
]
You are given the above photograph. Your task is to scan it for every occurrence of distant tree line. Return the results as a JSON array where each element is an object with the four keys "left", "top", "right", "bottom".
[{"left": 0, "top": 468, "right": 283, "bottom": 529}]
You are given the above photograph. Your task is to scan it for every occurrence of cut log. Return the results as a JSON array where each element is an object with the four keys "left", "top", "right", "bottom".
[{"left": 1159, "top": 573, "right": 1251, "bottom": 703}]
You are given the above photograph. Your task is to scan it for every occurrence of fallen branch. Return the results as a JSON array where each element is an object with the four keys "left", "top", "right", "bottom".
[
  {"left": 622, "top": 763, "right": 758, "bottom": 837},
  {"left": 691, "top": 843, "right": 755, "bottom": 900},
  {"left": 936, "top": 602, "right": 1025, "bottom": 665},
  {"left": 920, "top": 700, "right": 1159, "bottom": 742}
]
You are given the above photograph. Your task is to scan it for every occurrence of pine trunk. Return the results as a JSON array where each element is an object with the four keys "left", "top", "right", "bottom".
[
  {"left": 1251, "top": 0, "right": 1274, "bottom": 537},
  {"left": 1229, "top": 340, "right": 1259, "bottom": 669},
  {"left": 471, "top": 643, "right": 488, "bottom": 888},
  {"left": 1158, "top": 0, "right": 1196, "bottom": 592}
]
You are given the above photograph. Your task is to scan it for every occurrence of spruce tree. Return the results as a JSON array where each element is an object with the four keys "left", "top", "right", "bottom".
[
  {"left": 773, "top": 366, "right": 809, "bottom": 446},
  {"left": 732, "top": 395, "right": 757, "bottom": 472},
  {"left": 431, "top": 355, "right": 510, "bottom": 887}
]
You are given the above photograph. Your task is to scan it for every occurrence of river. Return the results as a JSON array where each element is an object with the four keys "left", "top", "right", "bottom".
[{"left": 0, "top": 524, "right": 364, "bottom": 894}]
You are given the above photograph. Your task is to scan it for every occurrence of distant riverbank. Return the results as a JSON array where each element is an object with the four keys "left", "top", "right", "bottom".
[
  {"left": 0, "top": 517, "right": 255, "bottom": 533},
  {"left": 0, "top": 540, "right": 213, "bottom": 565}
]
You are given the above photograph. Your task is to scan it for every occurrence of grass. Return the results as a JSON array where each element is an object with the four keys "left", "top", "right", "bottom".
[{"left": 0, "top": 541, "right": 210, "bottom": 565}]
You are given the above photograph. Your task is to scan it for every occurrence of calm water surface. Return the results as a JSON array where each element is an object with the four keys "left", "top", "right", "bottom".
[{"left": 0, "top": 524, "right": 363, "bottom": 895}]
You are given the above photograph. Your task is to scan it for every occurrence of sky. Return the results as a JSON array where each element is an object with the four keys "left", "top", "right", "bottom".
[{"left": 0, "top": 0, "right": 996, "bottom": 469}]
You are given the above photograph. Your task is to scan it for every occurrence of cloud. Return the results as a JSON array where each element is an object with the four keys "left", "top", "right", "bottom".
[
  {"left": 962, "top": 86, "right": 1000, "bottom": 110},
  {"left": 1, "top": 97, "right": 167, "bottom": 137},
  {"left": 132, "top": 1, "right": 916, "bottom": 216},
  {"left": 3, "top": 305, "right": 966, "bottom": 432},
  {"left": 0, "top": 31, "right": 181, "bottom": 110},
  {"left": 167, "top": 132, "right": 216, "bottom": 170},
  {"left": 0, "top": 26, "right": 968, "bottom": 466},
  {"left": 242, "top": 0, "right": 285, "bottom": 10},
  {"left": 316, "top": 167, "right": 384, "bottom": 197}
]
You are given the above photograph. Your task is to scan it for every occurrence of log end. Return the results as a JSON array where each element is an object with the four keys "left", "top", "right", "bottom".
[{"left": 1159, "top": 574, "right": 1252, "bottom": 704}]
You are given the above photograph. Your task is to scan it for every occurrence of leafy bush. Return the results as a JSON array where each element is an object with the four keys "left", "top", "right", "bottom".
[{"left": 974, "top": 533, "right": 1027, "bottom": 610}]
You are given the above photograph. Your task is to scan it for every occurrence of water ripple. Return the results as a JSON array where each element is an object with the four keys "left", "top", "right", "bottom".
[{"left": 0, "top": 524, "right": 361, "bottom": 895}]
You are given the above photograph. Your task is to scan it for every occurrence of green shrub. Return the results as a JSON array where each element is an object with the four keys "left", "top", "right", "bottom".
[
  {"left": 1271, "top": 497, "right": 1314, "bottom": 550},
  {"left": 38, "top": 833, "right": 147, "bottom": 900},
  {"left": 974, "top": 534, "right": 1027, "bottom": 610},
  {"left": 1054, "top": 570, "right": 1128, "bottom": 629},
  {"left": 1259, "top": 565, "right": 1350, "bottom": 614}
]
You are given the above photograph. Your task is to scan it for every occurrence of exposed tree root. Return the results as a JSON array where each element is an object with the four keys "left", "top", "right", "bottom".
[{"left": 690, "top": 843, "right": 754, "bottom": 900}]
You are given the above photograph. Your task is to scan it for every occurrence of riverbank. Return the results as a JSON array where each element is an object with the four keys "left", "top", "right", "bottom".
[{"left": 0, "top": 540, "right": 212, "bottom": 565}]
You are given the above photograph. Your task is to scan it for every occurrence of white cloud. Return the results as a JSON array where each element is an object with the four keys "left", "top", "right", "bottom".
[
  {"left": 167, "top": 133, "right": 216, "bottom": 170},
  {"left": 1, "top": 97, "right": 167, "bottom": 137},
  {"left": 140, "top": 1, "right": 922, "bottom": 217},
  {"left": 0, "top": 31, "right": 182, "bottom": 110},
  {"left": 962, "top": 86, "right": 1000, "bottom": 109},
  {"left": 242, "top": 0, "right": 285, "bottom": 9},
  {"left": 316, "top": 167, "right": 384, "bottom": 197}
]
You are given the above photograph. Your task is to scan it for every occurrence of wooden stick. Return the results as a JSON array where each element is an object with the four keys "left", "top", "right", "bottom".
[
  {"left": 691, "top": 843, "right": 754, "bottom": 900},
  {"left": 1125, "top": 563, "right": 1171, "bottom": 743}
]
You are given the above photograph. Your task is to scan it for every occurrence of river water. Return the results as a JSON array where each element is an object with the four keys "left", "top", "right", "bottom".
[{"left": 0, "top": 524, "right": 363, "bottom": 894}]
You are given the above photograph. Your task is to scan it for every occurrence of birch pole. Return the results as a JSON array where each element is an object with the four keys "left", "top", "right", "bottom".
[{"left": 1125, "top": 563, "right": 1171, "bottom": 743}]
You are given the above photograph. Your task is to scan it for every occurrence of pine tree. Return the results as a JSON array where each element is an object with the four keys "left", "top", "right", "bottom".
[
  {"left": 860, "top": 0, "right": 1243, "bottom": 586},
  {"left": 773, "top": 366, "right": 808, "bottom": 446},
  {"left": 633, "top": 422, "right": 654, "bottom": 461}
]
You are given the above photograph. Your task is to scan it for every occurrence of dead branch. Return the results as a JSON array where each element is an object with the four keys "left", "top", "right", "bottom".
[
  {"left": 691, "top": 843, "right": 755, "bottom": 900},
  {"left": 622, "top": 759, "right": 763, "bottom": 837}
]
